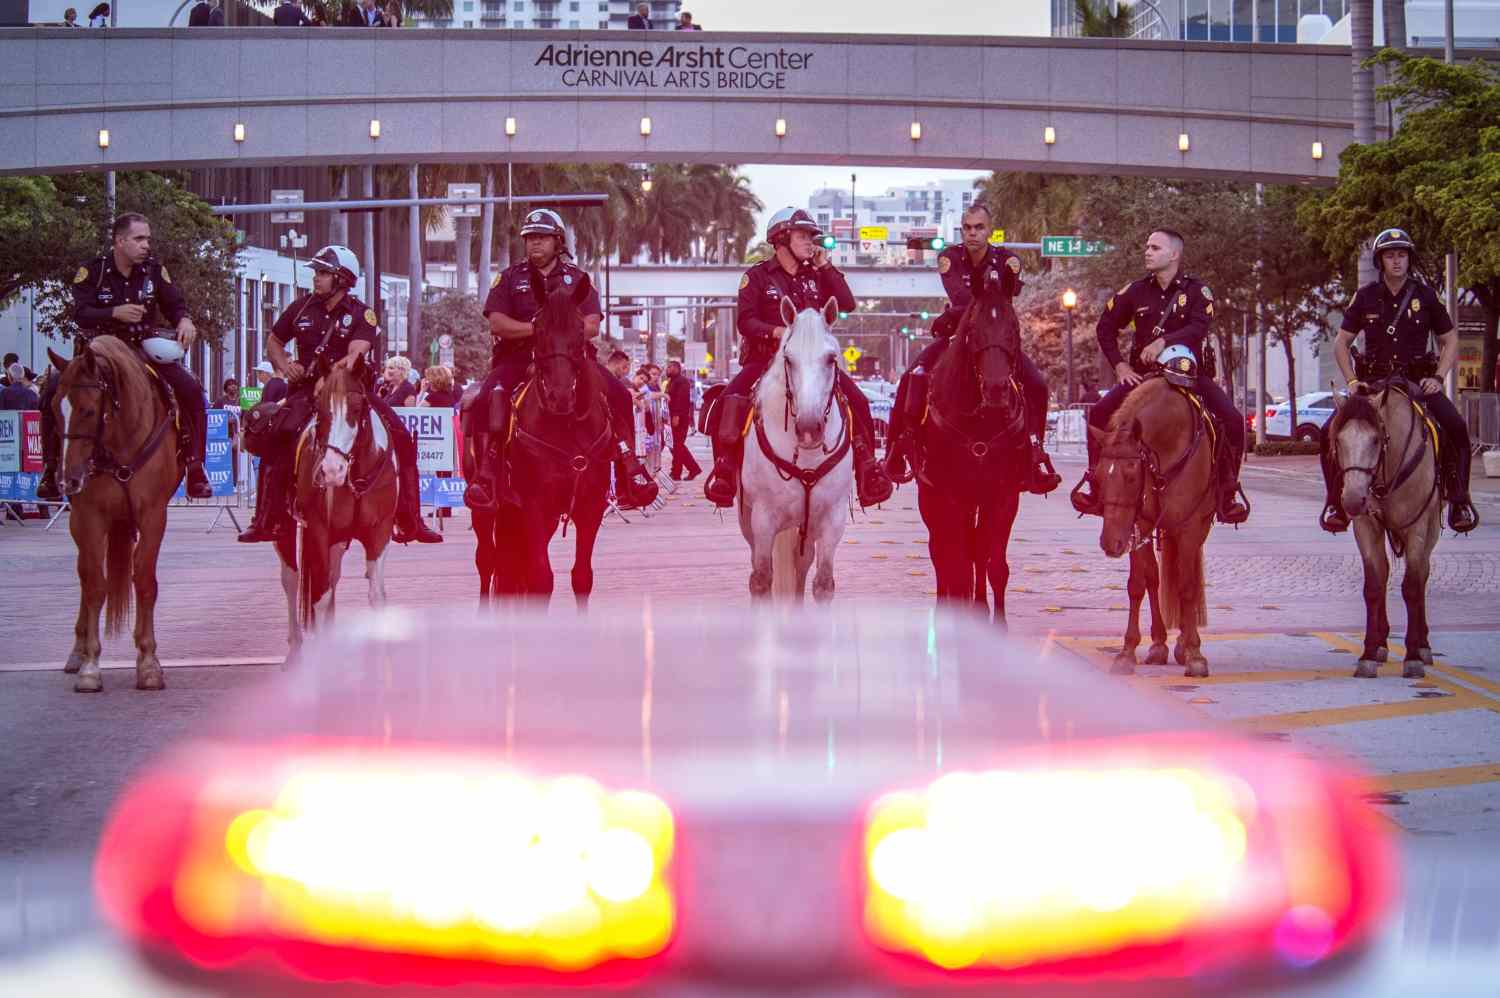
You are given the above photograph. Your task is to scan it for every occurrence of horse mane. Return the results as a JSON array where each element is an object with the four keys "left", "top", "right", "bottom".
[
  {"left": 1328, "top": 393, "right": 1381, "bottom": 437},
  {"left": 85, "top": 335, "right": 153, "bottom": 407},
  {"left": 321, "top": 362, "right": 366, "bottom": 407},
  {"left": 1106, "top": 377, "right": 1169, "bottom": 433}
]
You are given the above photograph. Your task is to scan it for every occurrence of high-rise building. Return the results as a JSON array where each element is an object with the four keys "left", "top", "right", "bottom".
[
  {"left": 1051, "top": 1, "right": 1497, "bottom": 47},
  {"left": 410, "top": 0, "right": 681, "bottom": 31},
  {"left": 807, "top": 180, "right": 982, "bottom": 266}
]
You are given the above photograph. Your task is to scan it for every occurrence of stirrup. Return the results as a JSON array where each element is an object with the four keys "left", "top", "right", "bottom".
[
  {"left": 704, "top": 459, "right": 738, "bottom": 508},
  {"left": 1069, "top": 476, "right": 1100, "bottom": 516},
  {"left": 1319, "top": 502, "right": 1350, "bottom": 534},
  {"left": 1449, "top": 500, "right": 1479, "bottom": 534},
  {"left": 885, "top": 436, "right": 916, "bottom": 485}
]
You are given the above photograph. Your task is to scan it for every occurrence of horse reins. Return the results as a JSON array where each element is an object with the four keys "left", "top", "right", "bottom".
[
  {"left": 61, "top": 361, "right": 176, "bottom": 539},
  {"left": 1337, "top": 383, "right": 1440, "bottom": 552},
  {"left": 510, "top": 380, "right": 613, "bottom": 532},
  {"left": 1100, "top": 387, "right": 1212, "bottom": 549},
  {"left": 754, "top": 393, "right": 852, "bottom": 557},
  {"left": 311, "top": 386, "right": 392, "bottom": 502}
]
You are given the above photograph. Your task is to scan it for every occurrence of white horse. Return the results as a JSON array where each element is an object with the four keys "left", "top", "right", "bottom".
[{"left": 738, "top": 296, "right": 854, "bottom": 601}]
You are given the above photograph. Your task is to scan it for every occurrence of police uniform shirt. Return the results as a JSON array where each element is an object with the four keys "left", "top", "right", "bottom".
[
  {"left": 270, "top": 292, "right": 379, "bottom": 369},
  {"left": 483, "top": 260, "right": 602, "bottom": 367},
  {"left": 1340, "top": 278, "right": 1453, "bottom": 369},
  {"left": 938, "top": 244, "right": 1022, "bottom": 310},
  {"left": 1096, "top": 273, "right": 1214, "bottom": 371},
  {"left": 735, "top": 258, "right": 856, "bottom": 363},
  {"left": 70, "top": 256, "right": 189, "bottom": 344}
]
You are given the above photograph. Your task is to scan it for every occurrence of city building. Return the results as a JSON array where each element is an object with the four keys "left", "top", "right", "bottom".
[
  {"left": 1052, "top": 1, "right": 1498, "bottom": 47},
  {"left": 807, "top": 180, "right": 981, "bottom": 266},
  {"left": 410, "top": 0, "right": 681, "bottom": 30}
]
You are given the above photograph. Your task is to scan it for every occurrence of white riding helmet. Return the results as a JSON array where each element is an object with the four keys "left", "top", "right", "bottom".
[
  {"left": 308, "top": 244, "right": 362, "bottom": 290},
  {"left": 140, "top": 336, "right": 186, "bottom": 364},
  {"left": 1158, "top": 343, "right": 1198, "bottom": 387}
]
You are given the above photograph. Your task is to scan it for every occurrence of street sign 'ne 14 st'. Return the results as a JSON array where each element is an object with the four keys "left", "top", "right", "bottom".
[{"left": 1042, "top": 236, "right": 1107, "bottom": 257}]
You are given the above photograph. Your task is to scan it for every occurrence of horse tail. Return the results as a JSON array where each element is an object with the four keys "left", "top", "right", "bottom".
[
  {"left": 103, "top": 523, "right": 135, "bottom": 637},
  {"left": 771, "top": 529, "right": 800, "bottom": 598},
  {"left": 1156, "top": 533, "right": 1208, "bottom": 630}
]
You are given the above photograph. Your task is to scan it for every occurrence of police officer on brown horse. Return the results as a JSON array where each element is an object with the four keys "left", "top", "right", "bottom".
[
  {"left": 38, "top": 212, "right": 212, "bottom": 501},
  {"left": 884, "top": 202, "right": 1062, "bottom": 494},
  {"left": 1320, "top": 227, "right": 1477, "bottom": 534},
  {"left": 705, "top": 207, "right": 893, "bottom": 509},
  {"left": 463, "top": 209, "right": 658, "bottom": 512},
  {"left": 236, "top": 245, "right": 442, "bottom": 545}
]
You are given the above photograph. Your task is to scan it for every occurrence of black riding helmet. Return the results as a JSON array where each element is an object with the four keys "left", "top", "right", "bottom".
[{"left": 1371, "top": 228, "right": 1415, "bottom": 269}]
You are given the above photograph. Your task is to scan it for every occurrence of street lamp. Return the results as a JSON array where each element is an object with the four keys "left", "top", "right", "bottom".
[
  {"left": 1061, "top": 289, "right": 1078, "bottom": 405},
  {"left": 640, "top": 169, "right": 652, "bottom": 194}
]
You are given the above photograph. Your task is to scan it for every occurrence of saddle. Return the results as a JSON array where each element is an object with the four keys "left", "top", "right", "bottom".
[{"left": 242, "top": 390, "right": 315, "bottom": 459}]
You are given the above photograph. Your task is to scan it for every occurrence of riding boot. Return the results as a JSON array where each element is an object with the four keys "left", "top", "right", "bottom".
[
  {"left": 463, "top": 396, "right": 511, "bottom": 513},
  {"left": 393, "top": 459, "right": 443, "bottom": 544},
  {"left": 35, "top": 423, "right": 62, "bottom": 501},
  {"left": 705, "top": 393, "right": 752, "bottom": 508},
  {"left": 1445, "top": 442, "right": 1479, "bottom": 534},
  {"left": 1318, "top": 431, "right": 1350, "bottom": 533},
  {"left": 852, "top": 428, "right": 894, "bottom": 507},
  {"left": 1069, "top": 432, "right": 1103, "bottom": 515},
  {"left": 1025, "top": 436, "right": 1063, "bottom": 495},
  {"left": 183, "top": 461, "right": 213, "bottom": 499},
  {"left": 614, "top": 442, "right": 660, "bottom": 510},
  {"left": 179, "top": 393, "right": 213, "bottom": 500},
  {"left": 1215, "top": 438, "right": 1250, "bottom": 525},
  {"left": 238, "top": 460, "right": 288, "bottom": 543},
  {"left": 883, "top": 371, "right": 924, "bottom": 485}
]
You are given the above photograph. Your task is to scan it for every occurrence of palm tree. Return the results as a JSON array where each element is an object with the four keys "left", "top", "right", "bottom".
[
  {"left": 1073, "top": 0, "right": 1132, "bottom": 37},
  {"left": 971, "top": 173, "right": 1086, "bottom": 245},
  {"left": 695, "top": 167, "right": 762, "bottom": 263}
]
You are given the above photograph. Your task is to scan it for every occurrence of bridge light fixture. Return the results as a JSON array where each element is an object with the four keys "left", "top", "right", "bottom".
[
  {"left": 909, "top": 121, "right": 922, "bottom": 141},
  {"left": 369, "top": 118, "right": 381, "bottom": 139},
  {"left": 640, "top": 116, "right": 652, "bottom": 137},
  {"left": 1178, "top": 132, "right": 1190, "bottom": 153},
  {"left": 1062, "top": 289, "right": 1077, "bottom": 310},
  {"left": 505, "top": 116, "right": 517, "bottom": 137},
  {"left": 775, "top": 117, "right": 787, "bottom": 137},
  {"left": 97, "top": 128, "right": 109, "bottom": 149},
  {"left": 1044, "top": 126, "right": 1056, "bottom": 145},
  {"left": 233, "top": 122, "right": 246, "bottom": 143},
  {"left": 1312, "top": 140, "right": 1324, "bottom": 160},
  {"left": 640, "top": 169, "right": 652, "bottom": 194}
]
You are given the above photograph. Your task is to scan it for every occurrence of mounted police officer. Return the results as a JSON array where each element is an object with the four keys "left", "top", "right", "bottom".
[
  {"left": 38, "top": 212, "right": 212, "bottom": 501},
  {"left": 705, "top": 207, "right": 893, "bottom": 508},
  {"left": 462, "top": 209, "right": 658, "bottom": 512},
  {"left": 236, "top": 245, "right": 443, "bottom": 545},
  {"left": 1320, "top": 227, "right": 1477, "bottom": 534},
  {"left": 883, "top": 202, "right": 1061, "bottom": 494},
  {"left": 1070, "top": 227, "right": 1249, "bottom": 524}
]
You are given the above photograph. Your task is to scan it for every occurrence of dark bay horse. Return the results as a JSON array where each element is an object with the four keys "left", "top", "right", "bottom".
[
  {"left": 482, "top": 274, "right": 612, "bottom": 606},
  {"left": 278, "top": 363, "right": 398, "bottom": 661},
  {"left": 47, "top": 337, "right": 181, "bottom": 692},
  {"left": 1089, "top": 377, "right": 1216, "bottom": 677},
  {"left": 1327, "top": 384, "right": 1443, "bottom": 679},
  {"left": 912, "top": 267, "right": 1028, "bottom": 623}
]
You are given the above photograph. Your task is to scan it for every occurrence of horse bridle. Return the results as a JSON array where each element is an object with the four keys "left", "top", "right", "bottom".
[
  {"left": 1335, "top": 382, "right": 1439, "bottom": 539},
  {"left": 62, "top": 361, "right": 172, "bottom": 487},
  {"left": 960, "top": 303, "right": 1024, "bottom": 421},
  {"left": 779, "top": 345, "right": 839, "bottom": 452},
  {"left": 1094, "top": 392, "right": 1209, "bottom": 546},
  {"left": 313, "top": 384, "right": 387, "bottom": 498}
]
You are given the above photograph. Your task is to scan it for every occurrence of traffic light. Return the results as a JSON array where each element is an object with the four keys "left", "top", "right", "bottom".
[
  {"left": 919, "top": 310, "right": 931, "bottom": 320},
  {"left": 837, "top": 311, "right": 849, "bottom": 320},
  {"left": 900, "top": 325, "right": 910, "bottom": 335},
  {"left": 929, "top": 237, "right": 946, "bottom": 251},
  {"left": 904, "top": 236, "right": 947, "bottom": 252},
  {"left": 819, "top": 234, "right": 837, "bottom": 250}
]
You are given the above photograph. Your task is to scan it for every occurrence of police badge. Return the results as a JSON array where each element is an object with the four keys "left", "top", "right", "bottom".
[
  {"left": 1411, "top": 299, "right": 1421, "bottom": 313},
  {"left": 1177, "top": 294, "right": 1187, "bottom": 307},
  {"left": 342, "top": 314, "right": 352, "bottom": 329}
]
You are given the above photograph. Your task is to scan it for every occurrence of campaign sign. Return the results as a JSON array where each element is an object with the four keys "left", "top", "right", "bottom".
[
  {"left": 21, "top": 411, "right": 42, "bottom": 471},
  {"left": 418, "top": 475, "right": 468, "bottom": 508},
  {"left": 393, "top": 407, "right": 456, "bottom": 474},
  {"left": 0, "top": 411, "right": 19, "bottom": 472},
  {"left": 0, "top": 470, "right": 14, "bottom": 500},
  {"left": 0, "top": 472, "right": 40, "bottom": 502},
  {"left": 206, "top": 408, "right": 234, "bottom": 437}
]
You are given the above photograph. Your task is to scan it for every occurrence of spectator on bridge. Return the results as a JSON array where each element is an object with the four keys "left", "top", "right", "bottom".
[
  {"left": 272, "top": 0, "right": 310, "bottom": 25},
  {"left": 379, "top": 1, "right": 402, "bottom": 26},
  {"left": 0, "top": 364, "right": 38, "bottom": 410},
  {"left": 675, "top": 11, "right": 701, "bottom": 29},
  {"left": 357, "top": 0, "right": 382, "bottom": 25},
  {"left": 627, "top": 2, "right": 652, "bottom": 29},
  {"left": 87, "top": 3, "right": 109, "bottom": 27},
  {"left": 62, "top": 7, "right": 79, "bottom": 25},
  {"left": 377, "top": 356, "right": 417, "bottom": 406},
  {"left": 188, "top": 0, "right": 210, "bottom": 24}
]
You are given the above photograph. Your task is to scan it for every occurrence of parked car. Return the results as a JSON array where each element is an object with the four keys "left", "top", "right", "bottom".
[{"left": 1263, "top": 391, "right": 1345, "bottom": 441}]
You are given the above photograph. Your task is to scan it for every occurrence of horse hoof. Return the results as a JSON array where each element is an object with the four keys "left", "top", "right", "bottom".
[
  {"left": 1353, "top": 660, "right": 1381, "bottom": 679},
  {"left": 1144, "top": 644, "right": 1169, "bottom": 666},
  {"left": 74, "top": 675, "right": 102, "bottom": 693},
  {"left": 1109, "top": 654, "right": 1137, "bottom": 675},
  {"left": 136, "top": 670, "right": 165, "bottom": 691},
  {"left": 1419, "top": 648, "right": 1434, "bottom": 667},
  {"left": 1403, "top": 662, "right": 1426, "bottom": 679},
  {"left": 1173, "top": 643, "right": 1189, "bottom": 666},
  {"left": 63, "top": 654, "right": 83, "bottom": 674},
  {"left": 1183, "top": 658, "right": 1210, "bottom": 679},
  {"left": 1374, "top": 648, "right": 1389, "bottom": 663}
]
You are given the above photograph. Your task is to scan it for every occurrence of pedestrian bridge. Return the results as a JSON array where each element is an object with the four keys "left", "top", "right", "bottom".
[{"left": 0, "top": 28, "right": 1367, "bottom": 181}]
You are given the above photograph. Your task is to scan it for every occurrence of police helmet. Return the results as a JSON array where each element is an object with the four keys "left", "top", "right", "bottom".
[
  {"left": 308, "top": 245, "right": 361, "bottom": 290},
  {"left": 1158, "top": 344, "right": 1198, "bottom": 387},
  {"left": 140, "top": 335, "right": 186, "bottom": 364},
  {"left": 1371, "top": 228, "right": 1415, "bottom": 269},
  {"left": 520, "top": 209, "right": 568, "bottom": 251},
  {"left": 766, "top": 207, "right": 822, "bottom": 246}
]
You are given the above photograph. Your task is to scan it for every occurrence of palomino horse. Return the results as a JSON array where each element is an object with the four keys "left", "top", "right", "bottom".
[
  {"left": 276, "top": 363, "right": 398, "bottom": 662},
  {"left": 47, "top": 337, "right": 182, "bottom": 692},
  {"left": 1090, "top": 376, "right": 1216, "bottom": 677},
  {"left": 912, "top": 267, "right": 1028, "bottom": 622},
  {"left": 484, "top": 273, "right": 612, "bottom": 605},
  {"left": 739, "top": 296, "right": 853, "bottom": 601},
  {"left": 1327, "top": 383, "right": 1442, "bottom": 678}
]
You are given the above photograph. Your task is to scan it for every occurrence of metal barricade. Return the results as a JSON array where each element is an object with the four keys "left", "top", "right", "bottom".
[
  {"left": 1461, "top": 394, "right": 1500, "bottom": 448},
  {"left": 1047, "top": 403, "right": 1093, "bottom": 454}
]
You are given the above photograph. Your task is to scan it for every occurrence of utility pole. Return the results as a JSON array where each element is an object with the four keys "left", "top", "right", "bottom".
[
  {"left": 478, "top": 166, "right": 494, "bottom": 295},
  {"left": 362, "top": 167, "right": 375, "bottom": 304},
  {"left": 408, "top": 164, "right": 422, "bottom": 356},
  {"left": 1444, "top": 0, "right": 1459, "bottom": 399}
]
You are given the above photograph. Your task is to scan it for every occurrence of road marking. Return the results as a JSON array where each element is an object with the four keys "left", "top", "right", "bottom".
[
  {"left": 2, "top": 656, "right": 280, "bottom": 673},
  {"left": 1310, "top": 631, "right": 1500, "bottom": 702},
  {"left": 1373, "top": 763, "right": 1500, "bottom": 794},
  {"left": 1132, "top": 668, "right": 1365, "bottom": 686},
  {"left": 1237, "top": 694, "right": 1488, "bottom": 732}
]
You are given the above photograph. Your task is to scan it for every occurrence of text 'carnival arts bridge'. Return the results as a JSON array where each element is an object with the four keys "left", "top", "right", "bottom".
[{"left": 0, "top": 28, "right": 1369, "bottom": 181}]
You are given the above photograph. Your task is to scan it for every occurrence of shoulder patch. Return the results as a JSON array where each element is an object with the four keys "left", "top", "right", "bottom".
[
  {"left": 938, "top": 256, "right": 951, "bottom": 275},
  {"left": 491, "top": 272, "right": 503, "bottom": 289},
  {"left": 159, "top": 265, "right": 172, "bottom": 284},
  {"left": 1006, "top": 256, "right": 1021, "bottom": 273},
  {"left": 738, "top": 274, "right": 750, "bottom": 291},
  {"left": 73, "top": 266, "right": 89, "bottom": 284},
  {"left": 364, "top": 308, "right": 378, "bottom": 327},
  {"left": 1200, "top": 285, "right": 1212, "bottom": 301},
  {"left": 1105, "top": 296, "right": 1114, "bottom": 310}
]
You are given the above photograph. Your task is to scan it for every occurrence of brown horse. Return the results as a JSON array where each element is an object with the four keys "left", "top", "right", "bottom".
[
  {"left": 47, "top": 337, "right": 181, "bottom": 693},
  {"left": 460, "top": 387, "right": 502, "bottom": 601},
  {"left": 1089, "top": 377, "right": 1216, "bottom": 677},
  {"left": 276, "top": 363, "right": 398, "bottom": 662},
  {"left": 1327, "top": 383, "right": 1442, "bottom": 678},
  {"left": 912, "top": 267, "right": 1027, "bottom": 623}
]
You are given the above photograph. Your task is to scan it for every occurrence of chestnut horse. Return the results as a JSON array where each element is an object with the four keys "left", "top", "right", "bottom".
[
  {"left": 912, "top": 267, "right": 1027, "bottom": 623},
  {"left": 1327, "top": 383, "right": 1442, "bottom": 679},
  {"left": 1089, "top": 377, "right": 1216, "bottom": 677},
  {"left": 47, "top": 337, "right": 181, "bottom": 693},
  {"left": 276, "top": 363, "right": 398, "bottom": 662}
]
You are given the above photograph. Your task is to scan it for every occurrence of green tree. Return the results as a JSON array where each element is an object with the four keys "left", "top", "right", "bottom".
[
  {"left": 1074, "top": 0, "right": 1133, "bottom": 37},
  {"left": 1015, "top": 264, "right": 1105, "bottom": 400},
  {"left": 1300, "top": 54, "right": 1500, "bottom": 389},
  {"left": 413, "top": 293, "right": 489, "bottom": 383}
]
